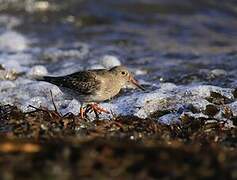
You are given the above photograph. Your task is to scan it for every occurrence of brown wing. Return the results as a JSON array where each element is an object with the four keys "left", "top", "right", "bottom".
[{"left": 42, "top": 71, "right": 101, "bottom": 95}]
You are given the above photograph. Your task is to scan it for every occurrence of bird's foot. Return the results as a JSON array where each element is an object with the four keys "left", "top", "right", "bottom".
[
  {"left": 80, "top": 106, "right": 85, "bottom": 119},
  {"left": 85, "top": 103, "right": 110, "bottom": 118}
]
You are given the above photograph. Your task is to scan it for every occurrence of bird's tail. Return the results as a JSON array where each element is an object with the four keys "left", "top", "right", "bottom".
[
  {"left": 36, "top": 76, "right": 63, "bottom": 87},
  {"left": 36, "top": 76, "right": 56, "bottom": 83}
]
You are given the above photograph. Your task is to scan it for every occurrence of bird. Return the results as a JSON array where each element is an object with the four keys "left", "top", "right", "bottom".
[{"left": 38, "top": 66, "right": 145, "bottom": 118}]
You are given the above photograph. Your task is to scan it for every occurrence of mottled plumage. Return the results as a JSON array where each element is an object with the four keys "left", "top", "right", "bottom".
[
  {"left": 40, "top": 66, "right": 144, "bottom": 102},
  {"left": 42, "top": 71, "right": 100, "bottom": 95},
  {"left": 39, "top": 66, "right": 144, "bottom": 117}
]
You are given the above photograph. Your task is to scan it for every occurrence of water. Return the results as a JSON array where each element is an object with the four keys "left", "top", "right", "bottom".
[{"left": 0, "top": 0, "right": 236, "bottom": 125}]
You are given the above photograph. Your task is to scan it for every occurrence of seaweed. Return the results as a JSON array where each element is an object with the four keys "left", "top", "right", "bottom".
[{"left": 0, "top": 105, "right": 236, "bottom": 179}]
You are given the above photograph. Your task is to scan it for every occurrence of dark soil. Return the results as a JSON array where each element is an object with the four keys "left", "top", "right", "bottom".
[{"left": 0, "top": 105, "right": 236, "bottom": 180}]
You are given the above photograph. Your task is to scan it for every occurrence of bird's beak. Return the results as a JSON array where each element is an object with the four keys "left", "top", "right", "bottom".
[{"left": 129, "top": 76, "right": 145, "bottom": 91}]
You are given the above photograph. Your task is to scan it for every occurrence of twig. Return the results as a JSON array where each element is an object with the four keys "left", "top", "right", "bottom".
[
  {"left": 49, "top": 90, "right": 63, "bottom": 118},
  {"left": 27, "top": 105, "right": 49, "bottom": 113},
  {"left": 27, "top": 105, "right": 61, "bottom": 119},
  {"left": 50, "top": 90, "right": 60, "bottom": 114}
]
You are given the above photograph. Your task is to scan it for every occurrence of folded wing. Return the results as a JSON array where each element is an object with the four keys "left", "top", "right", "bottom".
[{"left": 42, "top": 71, "right": 101, "bottom": 95}]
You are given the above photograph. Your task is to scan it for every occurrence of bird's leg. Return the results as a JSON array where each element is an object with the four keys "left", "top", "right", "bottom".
[
  {"left": 80, "top": 103, "right": 85, "bottom": 119},
  {"left": 86, "top": 103, "right": 110, "bottom": 115},
  {"left": 93, "top": 103, "right": 110, "bottom": 114}
]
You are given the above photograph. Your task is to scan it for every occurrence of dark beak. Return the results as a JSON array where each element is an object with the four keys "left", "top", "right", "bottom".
[{"left": 130, "top": 76, "right": 145, "bottom": 91}]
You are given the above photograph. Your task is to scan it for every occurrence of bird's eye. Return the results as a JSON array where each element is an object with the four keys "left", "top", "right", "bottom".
[{"left": 121, "top": 71, "right": 127, "bottom": 76}]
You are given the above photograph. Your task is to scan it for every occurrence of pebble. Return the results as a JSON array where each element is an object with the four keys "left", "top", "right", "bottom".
[
  {"left": 0, "top": 69, "right": 17, "bottom": 80},
  {"left": 210, "top": 69, "right": 227, "bottom": 77},
  {"left": 100, "top": 55, "right": 121, "bottom": 68},
  {"left": 27, "top": 65, "right": 48, "bottom": 78}
]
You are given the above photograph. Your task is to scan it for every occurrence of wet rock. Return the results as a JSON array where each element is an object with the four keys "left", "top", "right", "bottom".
[
  {"left": 222, "top": 106, "right": 233, "bottom": 119},
  {"left": 203, "top": 104, "right": 219, "bottom": 117},
  {"left": 100, "top": 55, "right": 121, "bottom": 68},
  {"left": 232, "top": 88, "right": 237, "bottom": 99},
  {"left": 209, "top": 69, "right": 227, "bottom": 77},
  {"left": 0, "top": 64, "right": 4, "bottom": 70},
  {"left": 27, "top": 65, "right": 48, "bottom": 78},
  {"left": 178, "top": 104, "right": 200, "bottom": 114},
  {"left": 21, "top": 96, "right": 48, "bottom": 112},
  {"left": 158, "top": 113, "right": 180, "bottom": 125},
  {"left": 60, "top": 99, "right": 81, "bottom": 116},
  {"left": 0, "top": 81, "right": 16, "bottom": 91},
  {"left": 150, "top": 110, "right": 171, "bottom": 119},
  {"left": 203, "top": 120, "right": 219, "bottom": 132},
  {"left": 206, "top": 91, "right": 233, "bottom": 105},
  {"left": 227, "top": 102, "right": 237, "bottom": 118},
  {"left": 180, "top": 112, "right": 208, "bottom": 124},
  {"left": 180, "top": 113, "right": 195, "bottom": 124},
  {"left": 0, "top": 69, "right": 17, "bottom": 80},
  {"left": 88, "top": 64, "right": 105, "bottom": 70},
  {"left": 231, "top": 117, "right": 237, "bottom": 126}
]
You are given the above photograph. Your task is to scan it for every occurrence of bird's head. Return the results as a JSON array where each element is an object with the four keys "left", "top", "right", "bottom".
[{"left": 109, "top": 66, "right": 145, "bottom": 91}]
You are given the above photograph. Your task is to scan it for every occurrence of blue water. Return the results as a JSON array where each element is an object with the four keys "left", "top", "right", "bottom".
[{"left": 7, "top": 0, "right": 235, "bottom": 86}]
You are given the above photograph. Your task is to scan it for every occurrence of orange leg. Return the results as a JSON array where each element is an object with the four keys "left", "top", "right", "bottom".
[
  {"left": 85, "top": 103, "right": 110, "bottom": 118},
  {"left": 80, "top": 106, "right": 85, "bottom": 119},
  {"left": 90, "top": 103, "right": 110, "bottom": 114}
]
